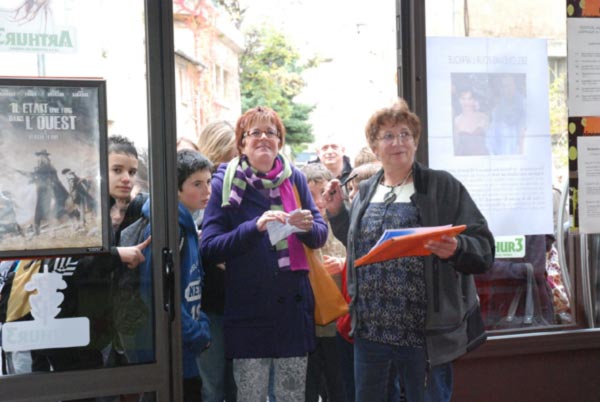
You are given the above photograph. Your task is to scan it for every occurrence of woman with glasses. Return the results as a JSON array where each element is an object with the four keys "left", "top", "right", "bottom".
[
  {"left": 200, "top": 106, "right": 328, "bottom": 402},
  {"left": 324, "top": 100, "right": 494, "bottom": 402}
]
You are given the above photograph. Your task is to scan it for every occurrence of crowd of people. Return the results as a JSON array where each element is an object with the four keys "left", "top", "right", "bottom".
[{"left": 0, "top": 100, "right": 498, "bottom": 402}]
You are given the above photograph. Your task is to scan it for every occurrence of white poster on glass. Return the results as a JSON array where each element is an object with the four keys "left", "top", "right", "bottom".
[
  {"left": 567, "top": 18, "right": 600, "bottom": 117},
  {"left": 426, "top": 37, "right": 553, "bottom": 237},
  {"left": 577, "top": 136, "right": 600, "bottom": 234}
]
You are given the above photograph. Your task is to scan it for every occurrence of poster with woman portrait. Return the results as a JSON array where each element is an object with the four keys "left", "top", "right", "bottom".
[
  {"left": 451, "top": 72, "right": 527, "bottom": 157},
  {"left": 0, "top": 78, "right": 109, "bottom": 258},
  {"left": 426, "top": 37, "right": 553, "bottom": 237}
]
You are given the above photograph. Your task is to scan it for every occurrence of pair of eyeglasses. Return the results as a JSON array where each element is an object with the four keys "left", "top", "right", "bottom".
[
  {"left": 245, "top": 129, "right": 279, "bottom": 139},
  {"left": 378, "top": 132, "right": 412, "bottom": 144}
]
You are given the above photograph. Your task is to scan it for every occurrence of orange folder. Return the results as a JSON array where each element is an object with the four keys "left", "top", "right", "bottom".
[{"left": 355, "top": 225, "right": 467, "bottom": 267}]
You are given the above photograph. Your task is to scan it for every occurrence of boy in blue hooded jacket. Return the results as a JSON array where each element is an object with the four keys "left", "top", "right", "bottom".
[{"left": 133, "top": 149, "right": 212, "bottom": 401}]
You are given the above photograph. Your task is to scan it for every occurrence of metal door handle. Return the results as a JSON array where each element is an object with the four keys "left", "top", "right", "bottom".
[{"left": 162, "top": 248, "right": 175, "bottom": 322}]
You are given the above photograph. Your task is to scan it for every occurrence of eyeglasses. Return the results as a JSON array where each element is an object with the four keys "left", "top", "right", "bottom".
[
  {"left": 378, "top": 132, "right": 413, "bottom": 144},
  {"left": 245, "top": 129, "right": 279, "bottom": 139}
]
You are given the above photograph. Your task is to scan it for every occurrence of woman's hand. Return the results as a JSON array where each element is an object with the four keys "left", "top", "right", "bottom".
[
  {"left": 256, "top": 210, "right": 288, "bottom": 232},
  {"left": 324, "top": 179, "right": 344, "bottom": 217},
  {"left": 323, "top": 255, "right": 344, "bottom": 275},
  {"left": 288, "top": 209, "right": 314, "bottom": 231},
  {"left": 425, "top": 235, "right": 458, "bottom": 259}
]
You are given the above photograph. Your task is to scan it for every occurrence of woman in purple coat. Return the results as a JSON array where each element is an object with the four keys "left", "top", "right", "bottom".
[{"left": 200, "top": 106, "right": 328, "bottom": 402}]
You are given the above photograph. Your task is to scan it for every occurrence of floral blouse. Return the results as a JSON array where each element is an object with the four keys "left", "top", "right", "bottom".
[{"left": 354, "top": 200, "right": 426, "bottom": 347}]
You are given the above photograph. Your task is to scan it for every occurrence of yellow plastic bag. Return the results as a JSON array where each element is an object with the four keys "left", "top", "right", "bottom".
[{"left": 304, "top": 244, "right": 348, "bottom": 325}]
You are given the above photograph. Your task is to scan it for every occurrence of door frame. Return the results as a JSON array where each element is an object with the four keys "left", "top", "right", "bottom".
[
  {"left": 397, "top": 0, "right": 600, "bottom": 400},
  {"left": 0, "top": 1, "right": 182, "bottom": 400}
]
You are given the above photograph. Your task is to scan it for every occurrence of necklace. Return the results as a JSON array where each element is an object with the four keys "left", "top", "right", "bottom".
[{"left": 381, "top": 171, "right": 412, "bottom": 205}]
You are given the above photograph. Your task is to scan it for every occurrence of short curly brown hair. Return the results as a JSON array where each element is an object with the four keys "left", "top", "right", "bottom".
[
  {"left": 364, "top": 99, "right": 421, "bottom": 150},
  {"left": 235, "top": 106, "right": 286, "bottom": 155}
]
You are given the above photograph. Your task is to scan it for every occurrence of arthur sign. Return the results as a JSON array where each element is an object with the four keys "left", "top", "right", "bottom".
[
  {"left": 0, "top": 26, "right": 76, "bottom": 53},
  {"left": 1, "top": 266, "right": 90, "bottom": 352}
]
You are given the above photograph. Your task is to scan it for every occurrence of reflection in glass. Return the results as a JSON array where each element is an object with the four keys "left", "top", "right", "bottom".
[
  {"left": 590, "top": 234, "right": 600, "bottom": 326},
  {"left": 425, "top": 0, "right": 572, "bottom": 333},
  {"left": 0, "top": 143, "right": 153, "bottom": 376},
  {"left": 0, "top": 0, "right": 154, "bottom": 376},
  {"left": 475, "top": 235, "right": 573, "bottom": 331},
  {"left": 63, "top": 392, "right": 155, "bottom": 402}
]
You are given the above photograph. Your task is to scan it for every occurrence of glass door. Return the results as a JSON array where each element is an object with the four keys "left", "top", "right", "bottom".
[
  {"left": 401, "top": 0, "right": 576, "bottom": 334},
  {"left": 0, "top": 1, "right": 182, "bottom": 400}
]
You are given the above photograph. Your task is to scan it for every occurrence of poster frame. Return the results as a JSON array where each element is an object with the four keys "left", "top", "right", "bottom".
[{"left": 0, "top": 77, "right": 110, "bottom": 258}]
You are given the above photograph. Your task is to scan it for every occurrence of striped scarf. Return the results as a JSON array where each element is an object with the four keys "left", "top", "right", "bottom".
[{"left": 222, "top": 154, "right": 308, "bottom": 271}]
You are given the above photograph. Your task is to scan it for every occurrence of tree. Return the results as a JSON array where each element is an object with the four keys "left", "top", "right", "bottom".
[
  {"left": 214, "top": 0, "right": 245, "bottom": 28},
  {"left": 285, "top": 103, "right": 315, "bottom": 150},
  {"left": 239, "top": 25, "right": 318, "bottom": 153}
]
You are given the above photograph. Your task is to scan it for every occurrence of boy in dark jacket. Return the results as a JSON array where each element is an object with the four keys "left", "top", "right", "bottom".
[
  {"left": 29, "top": 135, "right": 149, "bottom": 378},
  {"left": 133, "top": 149, "right": 212, "bottom": 402}
]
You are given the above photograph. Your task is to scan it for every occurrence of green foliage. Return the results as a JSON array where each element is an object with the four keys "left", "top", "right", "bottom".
[
  {"left": 286, "top": 103, "right": 315, "bottom": 154},
  {"left": 239, "top": 25, "right": 317, "bottom": 151},
  {"left": 213, "top": 0, "right": 245, "bottom": 28}
]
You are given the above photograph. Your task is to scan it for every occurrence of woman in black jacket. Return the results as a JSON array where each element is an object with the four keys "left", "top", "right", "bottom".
[{"left": 324, "top": 100, "right": 494, "bottom": 402}]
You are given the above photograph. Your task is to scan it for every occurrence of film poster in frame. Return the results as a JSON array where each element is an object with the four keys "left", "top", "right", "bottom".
[{"left": 0, "top": 78, "right": 109, "bottom": 258}]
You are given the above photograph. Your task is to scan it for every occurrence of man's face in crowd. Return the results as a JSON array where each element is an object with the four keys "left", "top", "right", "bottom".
[{"left": 317, "top": 142, "right": 344, "bottom": 171}]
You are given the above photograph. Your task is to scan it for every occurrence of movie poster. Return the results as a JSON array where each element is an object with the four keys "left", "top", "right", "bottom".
[{"left": 0, "top": 78, "right": 108, "bottom": 257}]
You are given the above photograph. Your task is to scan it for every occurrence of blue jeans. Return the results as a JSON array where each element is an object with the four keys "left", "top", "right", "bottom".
[
  {"left": 354, "top": 337, "right": 427, "bottom": 402},
  {"left": 197, "top": 312, "right": 237, "bottom": 402},
  {"left": 335, "top": 332, "right": 355, "bottom": 402},
  {"left": 379, "top": 359, "right": 454, "bottom": 402},
  {"left": 425, "top": 362, "right": 453, "bottom": 402}
]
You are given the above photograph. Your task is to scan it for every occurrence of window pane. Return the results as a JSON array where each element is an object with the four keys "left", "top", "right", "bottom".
[
  {"left": 590, "top": 234, "right": 600, "bottom": 325},
  {"left": 425, "top": 0, "right": 573, "bottom": 332},
  {"left": 0, "top": 0, "right": 155, "bottom": 375}
]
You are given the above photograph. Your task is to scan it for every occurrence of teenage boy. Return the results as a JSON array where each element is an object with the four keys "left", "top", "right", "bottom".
[
  {"left": 133, "top": 149, "right": 212, "bottom": 402},
  {"left": 30, "top": 135, "right": 149, "bottom": 377}
]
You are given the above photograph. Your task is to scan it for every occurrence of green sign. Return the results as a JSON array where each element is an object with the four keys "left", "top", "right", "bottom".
[
  {"left": 495, "top": 235, "right": 526, "bottom": 258},
  {"left": 0, "top": 27, "right": 76, "bottom": 53}
]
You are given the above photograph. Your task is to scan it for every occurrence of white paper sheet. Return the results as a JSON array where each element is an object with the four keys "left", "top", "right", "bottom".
[
  {"left": 568, "top": 18, "right": 600, "bottom": 117},
  {"left": 577, "top": 136, "right": 600, "bottom": 234},
  {"left": 266, "top": 209, "right": 307, "bottom": 245}
]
